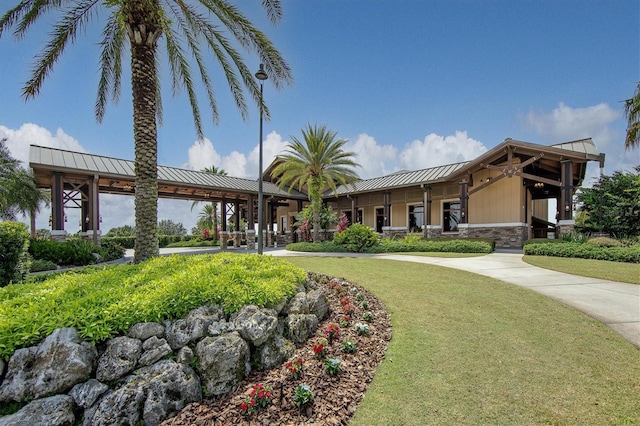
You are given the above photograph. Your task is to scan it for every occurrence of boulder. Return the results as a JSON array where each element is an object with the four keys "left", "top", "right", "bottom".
[
  {"left": 84, "top": 360, "right": 201, "bottom": 426},
  {"left": 68, "top": 379, "right": 109, "bottom": 408},
  {"left": 166, "top": 305, "right": 223, "bottom": 349},
  {"left": 127, "top": 322, "right": 165, "bottom": 340},
  {"left": 0, "top": 328, "right": 97, "bottom": 402},
  {"left": 138, "top": 336, "right": 172, "bottom": 367},
  {"left": 196, "top": 331, "right": 250, "bottom": 396},
  {"left": 232, "top": 305, "right": 278, "bottom": 346},
  {"left": 257, "top": 334, "right": 295, "bottom": 370},
  {"left": 207, "top": 319, "right": 231, "bottom": 336},
  {"left": 95, "top": 336, "right": 142, "bottom": 382},
  {"left": 285, "top": 314, "right": 319, "bottom": 344},
  {"left": 176, "top": 346, "right": 194, "bottom": 365},
  {"left": 0, "top": 395, "right": 75, "bottom": 426},
  {"left": 307, "top": 289, "right": 330, "bottom": 320},
  {"left": 284, "top": 292, "right": 309, "bottom": 314}
]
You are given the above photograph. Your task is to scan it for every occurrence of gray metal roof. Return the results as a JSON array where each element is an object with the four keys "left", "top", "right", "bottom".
[
  {"left": 29, "top": 145, "right": 307, "bottom": 199},
  {"left": 550, "top": 138, "right": 601, "bottom": 158},
  {"left": 327, "top": 161, "right": 470, "bottom": 196}
]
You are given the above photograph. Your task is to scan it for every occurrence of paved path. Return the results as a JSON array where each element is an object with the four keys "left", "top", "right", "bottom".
[
  {"left": 128, "top": 247, "right": 640, "bottom": 349},
  {"left": 270, "top": 250, "right": 640, "bottom": 349}
]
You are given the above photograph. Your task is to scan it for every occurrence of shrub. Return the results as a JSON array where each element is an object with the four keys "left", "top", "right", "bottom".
[
  {"left": 29, "top": 239, "right": 94, "bottom": 266},
  {"left": 0, "top": 222, "right": 30, "bottom": 286},
  {"left": 293, "top": 384, "right": 313, "bottom": 408},
  {"left": 586, "top": 237, "right": 624, "bottom": 248},
  {"left": 332, "top": 223, "right": 379, "bottom": 252},
  {"left": 29, "top": 259, "right": 58, "bottom": 272},
  {"left": 96, "top": 239, "right": 126, "bottom": 261},
  {"left": 524, "top": 242, "right": 640, "bottom": 263},
  {"left": 377, "top": 238, "right": 493, "bottom": 253},
  {"left": 101, "top": 236, "right": 135, "bottom": 249},
  {"left": 0, "top": 222, "right": 29, "bottom": 286}
]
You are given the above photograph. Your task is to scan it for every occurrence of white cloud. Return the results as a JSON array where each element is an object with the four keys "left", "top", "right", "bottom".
[
  {"left": 0, "top": 123, "right": 85, "bottom": 166},
  {"left": 399, "top": 131, "right": 488, "bottom": 171},
  {"left": 345, "top": 134, "right": 398, "bottom": 179},
  {"left": 523, "top": 102, "right": 621, "bottom": 148}
]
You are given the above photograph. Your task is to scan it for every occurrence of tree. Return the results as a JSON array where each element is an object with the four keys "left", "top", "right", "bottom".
[
  {"left": 105, "top": 225, "right": 136, "bottom": 237},
  {"left": 191, "top": 166, "right": 227, "bottom": 242},
  {"left": 271, "top": 124, "right": 359, "bottom": 242},
  {"left": 624, "top": 82, "right": 640, "bottom": 150},
  {"left": 575, "top": 166, "right": 640, "bottom": 237},
  {"left": 1, "top": 1, "right": 292, "bottom": 263},
  {"left": 0, "top": 138, "right": 49, "bottom": 223},
  {"left": 158, "top": 219, "right": 186, "bottom": 236}
]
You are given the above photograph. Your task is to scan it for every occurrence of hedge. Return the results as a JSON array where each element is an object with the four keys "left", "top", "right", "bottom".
[{"left": 523, "top": 242, "right": 640, "bottom": 263}]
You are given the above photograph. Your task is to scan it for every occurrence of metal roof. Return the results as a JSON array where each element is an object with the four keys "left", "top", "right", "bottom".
[
  {"left": 29, "top": 145, "right": 307, "bottom": 199},
  {"left": 327, "top": 161, "right": 470, "bottom": 196}
]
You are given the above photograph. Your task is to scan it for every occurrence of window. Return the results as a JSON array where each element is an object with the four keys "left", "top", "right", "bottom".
[
  {"left": 443, "top": 201, "right": 460, "bottom": 232},
  {"left": 408, "top": 205, "right": 424, "bottom": 232},
  {"left": 343, "top": 209, "right": 363, "bottom": 225}
]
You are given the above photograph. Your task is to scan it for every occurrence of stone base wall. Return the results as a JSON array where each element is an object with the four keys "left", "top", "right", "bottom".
[
  {"left": 556, "top": 220, "right": 576, "bottom": 237},
  {"left": 246, "top": 230, "right": 256, "bottom": 250},
  {"left": 276, "top": 232, "right": 293, "bottom": 247},
  {"left": 219, "top": 231, "right": 228, "bottom": 250},
  {"left": 50, "top": 230, "right": 67, "bottom": 242},
  {"left": 390, "top": 224, "right": 529, "bottom": 248}
]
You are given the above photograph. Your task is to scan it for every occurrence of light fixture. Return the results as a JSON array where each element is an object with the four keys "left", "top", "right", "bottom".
[
  {"left": 534, "top": 182, "right": 544, "bottom": 188},
  {"left": 255, "top": 63, "right": 268, "bottom": 254},
  {"left": 123, "top": 184, "right": 133, "bottom": 191},
  {"left": 565, "top": 204, "right": 570, "bottom": 212}
]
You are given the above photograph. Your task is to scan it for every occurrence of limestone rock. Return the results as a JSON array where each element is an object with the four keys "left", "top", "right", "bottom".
[
  {"left": 196, "top": 331, "right": 250, "bottom": 396},
  {"left": 284, "top": 292, "right": 309, "bottom": 314},
  {"left": 257, "top": 334, "right": 295, "bottom": 370},
  {"left": 176, "top": 346, "right": 194, "bottom": 365},
  {"left": 207, "top": 319, "right": 231, "bottom": 336},
  {"left": 127, "top": 322, "right": 165, "bottom": 340},
  {"left": 166, "top": 305, "right": 223, "bottom": 349},
  {"left": 68, "top": 379, "right": 109, "bottom": 408},
  {"left": 138, "top": 336, "right": 172, "bottom": 367},
  {"left": 307, "top": 289, "right": 330, "bottom": 320},
  {"left": 285, "top": 314, "right": 319, "bottom": 344},
  {"left": 232, "top": 305, "right": 278, "bottom": 346},
  {"left": 95, "top": 336, "right": 142, "bottom": 382},
  {"left": 0, "top": 327, "right": 96, "bottom": 402},
  {"left": 84, "top": 360, "right": 201, "bottom": 426},
  {"left": 0, "top": 395, "right": 75, "bottom": 426}
]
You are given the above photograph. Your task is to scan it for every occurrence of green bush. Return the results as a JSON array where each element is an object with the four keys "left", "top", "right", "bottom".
[
  {"left": 523, "top": 238, "right": 567, "bottom": 246},
  {"left": 332, "top": 223, "right": 380, "bottom": 252},
  {"left": 29, "top": 239, "right": 94, "bottom": 266},
  {"left": 586, "top": 237, "right": 624, "bottom": 248},
  {"left": 286, "top": 241, "right": 349, "bottom": 252},
  {"left": 101, "top": 236, "right": 135, "bottom": 249},
  {"left": 0, "top": 253, "right": 306, "bottom": 358},
  {"left": 96, "top": 239, "right": 126, "bottom": 261},
  {"left": 165, "top": 239, "right": 220, "bottom": 248},
  {"left": 523, "top": 242, "right": 640, "bottom": 263},
  {"left": 377, "top": 238, "right": 494, "bottom": 254},
  {"left": 29, "top": 259, "right": 58, "bottom": 272},
  {"left": 0, "top": 222, "right": 30, "bottom": 286}
]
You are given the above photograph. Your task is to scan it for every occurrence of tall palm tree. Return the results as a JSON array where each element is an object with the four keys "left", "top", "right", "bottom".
[
  {"left": 1, "top": 1, "right": 292, "bottom": 263},
  {"left": 624, "top": 82, "right": 640, "bottom": 150},
  {"left": 191, "top": 166, "right": 227, "bottom": 241},
  {"left": 271, "top": 124, "right": 359, "bottom": 242}
]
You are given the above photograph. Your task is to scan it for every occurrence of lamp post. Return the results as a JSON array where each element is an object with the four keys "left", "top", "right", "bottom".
[{"left": 255, "top": 64, "right": 268, "bottom": 254}]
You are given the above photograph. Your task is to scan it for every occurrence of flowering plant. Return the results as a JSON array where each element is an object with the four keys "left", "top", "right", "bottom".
[
  {"left": 356, "top": 292, "right": 365, "bottom": 301},
  {"left": 339, "top": 314, "right": 351, "bottom": 328},
  {"left": 239, "top": 383, "right": 273, "bottom": 415},
  {"left": 342, "top": 340, "right": 357, "bottom": 353},
  {"left": 323, "top": 322, "right": 340, "bottom": 344},
  {"left": 355, "top": 322, "right": 370, "bottom": 336},
  {"left": 312, "top": 338, "right": 327, "bottom": 359},
  {"left": 285, "top": 356, "right": 305, "bottom": 380},
  {"left": 324, "top": 357, "right": 341, "bottom": 376},
  {"left": 363, "top": 311, "right": 374, "bottom": 323},
  {"left": 339, "top": 296, "right": 351, "bottom": 306},
  {"left": 201, "top": 228, "right": 211, "bottom": 240},
  {"left": 328, "top": 279, "right": 345, "bottom": 294},
  {"left": 361, "top": 300, "right": 369, "bottom": 310},
  {"left": 342, "top": 303, "right": 356, "bottom": 316},
  {"left": 293, "top": 384, "right": 314, "bottom": 408},
  {"left": 336, "top": 213, "right": 350, "bottom": 233}
]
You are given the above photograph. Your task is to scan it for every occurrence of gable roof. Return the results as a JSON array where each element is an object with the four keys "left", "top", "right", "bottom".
[
  {"left": 29, "top": 145, "right": 307, "bottom": 200},
  {"left": 327, "top": 138, "right": 605, "bottom": 197}
]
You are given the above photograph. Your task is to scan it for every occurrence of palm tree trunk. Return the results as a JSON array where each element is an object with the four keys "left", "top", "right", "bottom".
[
  {"left": 128, "top": 7, "right": 161, "bottom": 263},
  {"left": 212, "top": 202, "right": 219, "bottom": 242}
]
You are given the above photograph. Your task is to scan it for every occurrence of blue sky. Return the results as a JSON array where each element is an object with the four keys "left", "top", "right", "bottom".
[{"left": 1, "top": 0, "right": 639, "bottom": 233}]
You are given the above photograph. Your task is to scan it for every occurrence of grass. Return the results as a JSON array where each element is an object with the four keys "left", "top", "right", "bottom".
[
  {"left": 524, "top": 255, "right": 640, "bottom": 285},
  {"left": 286, "top": 257, "right": 640, "bottom": 425}
]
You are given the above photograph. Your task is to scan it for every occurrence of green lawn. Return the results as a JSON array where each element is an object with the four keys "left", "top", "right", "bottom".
[
  {"left": 523, "top": 255, "right": 640, "bottom": 285},
  {"left": 286, "top": 257, "right": 640, "bottom": 426}
]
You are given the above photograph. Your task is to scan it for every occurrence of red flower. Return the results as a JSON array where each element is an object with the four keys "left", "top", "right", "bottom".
[{"left": 240, "top": 402, "right": 248, "bottom": 412}]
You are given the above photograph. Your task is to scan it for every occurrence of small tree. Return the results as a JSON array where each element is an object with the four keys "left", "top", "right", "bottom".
[
  {"left": 575, "top": 166, "right": 640, "bottom": 237},
  {"left": 158, "top": 219, "right": 187, "bottom": 236},
  {"left": 0, "top": 221, "right": 30, "bottom": 286}
]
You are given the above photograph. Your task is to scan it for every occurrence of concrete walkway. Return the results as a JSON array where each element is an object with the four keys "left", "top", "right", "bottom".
[
  {"left": 127, "top": 247, "right": 640, "bottom": 349},
  {"left": 270, "top": 250, "right": 640, "bottom": 349}
]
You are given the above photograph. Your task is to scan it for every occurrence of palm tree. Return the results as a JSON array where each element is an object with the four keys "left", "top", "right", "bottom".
[
  {"left": 1, "top": 1, "right": 292, "bottom": 263},
  {"left": 191, "top": 166, "right": 227, "bottom": 242},
  {"left": 0, "top": 138, "right": 50, "bottom": 224},
  {"left": 271, "top": 124, "right": 359, "bottom": 242},
  {"left": 624, "top": 82, "right": 640, "bottom": 150}
]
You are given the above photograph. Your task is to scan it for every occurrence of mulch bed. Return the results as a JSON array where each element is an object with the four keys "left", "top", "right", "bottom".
[{"left": 161, "top": 273, "right": 392, "bottom": 426}]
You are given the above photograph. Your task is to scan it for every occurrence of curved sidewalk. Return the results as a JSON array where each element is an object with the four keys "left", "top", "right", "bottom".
[{"left": 271, "top": 250, "right": 640, "bottom": 349}]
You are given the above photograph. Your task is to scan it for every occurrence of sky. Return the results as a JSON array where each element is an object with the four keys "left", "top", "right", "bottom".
[{"left": 1, "top": 0, "right": 639, "bottom": 234}]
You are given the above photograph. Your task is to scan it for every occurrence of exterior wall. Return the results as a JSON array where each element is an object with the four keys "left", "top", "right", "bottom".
[{"left": 468, "top": 171, "right": 523, "bottom": 224}]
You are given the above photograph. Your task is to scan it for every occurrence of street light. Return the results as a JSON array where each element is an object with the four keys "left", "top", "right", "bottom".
[{"left": 255, "top": 64, "right": 268, "bottom": 254}]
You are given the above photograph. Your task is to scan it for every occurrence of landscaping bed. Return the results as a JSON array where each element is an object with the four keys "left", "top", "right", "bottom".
[{"left": 161, "top": 274, "right": 392, "bottom": 425}]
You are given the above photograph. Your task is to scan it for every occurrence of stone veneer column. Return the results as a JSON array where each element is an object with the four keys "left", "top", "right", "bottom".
[
  {"left": 219, "top": 231, "right": 228, "bottom": 250},
  {"left": 246, "top": 230, "right": 256, "bottom": 250},
  {"left": 233, "top": 231, "right": 242, "bottom": 248},
  {"left": 556, "top": 220, "right": 576, "bottom": 237}
]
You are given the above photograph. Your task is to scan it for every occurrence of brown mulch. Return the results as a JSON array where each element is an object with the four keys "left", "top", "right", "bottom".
[{"left": 161, "top": 274, "right": 392, "bottom": 426}]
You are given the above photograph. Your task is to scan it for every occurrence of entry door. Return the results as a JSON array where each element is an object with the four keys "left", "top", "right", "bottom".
[{"left": 375, "top": 208, "right": 384, "bottom": 233}]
